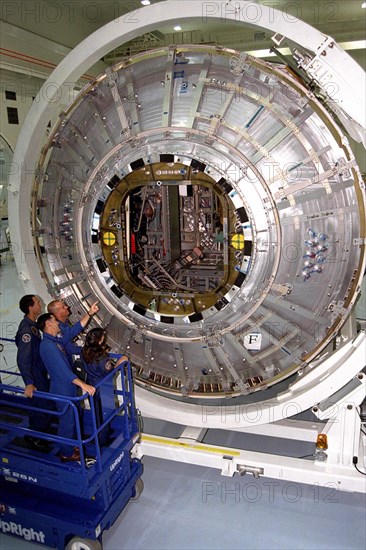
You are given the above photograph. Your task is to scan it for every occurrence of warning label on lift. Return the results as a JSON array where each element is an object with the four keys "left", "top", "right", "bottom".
[{"left": 0, "top": 520, "right": 45, "bottom": 543}]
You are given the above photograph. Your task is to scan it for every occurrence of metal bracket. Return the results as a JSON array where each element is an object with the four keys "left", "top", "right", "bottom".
[
  {"left": 327, "top": 300, "right": 350, "bottom": 319},
  {"left": 271, "top": 33, "right": 285, "bottom": 47},
  {"left": 18, "top": 272, "right": 30, "bottom": 284},
  {"left": 7, "top": 184, "right": 19, "bottom": 196},
  {"left": 230, "top": 51, "right": 251, "bottom": 76},
  {"left": 237, "top": 464, "right": 264, "bottom": 479},
  {"left": 353, "top": 238, "right": 366, "bottom": 246},
  {"left": 295, "top": 37, "right": 335, "bottom": 87}
]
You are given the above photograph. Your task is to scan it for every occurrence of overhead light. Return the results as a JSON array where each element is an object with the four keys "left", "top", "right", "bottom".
[
  {"left": 362, "top": 2, "right": 366, "bottom": 7},
  {"left": 141, "top": 1, "right": 151, "bottom": 6},
  {"left": 174, "top": 25, "right": 182, "bottom": 31}
]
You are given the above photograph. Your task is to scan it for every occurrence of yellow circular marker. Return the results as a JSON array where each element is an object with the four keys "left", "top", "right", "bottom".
[
  {"left": 231, "top": 234, "right": 245, "bottom": 250},
  {"left": 103, "top": 232, "right": 116, "bottom": 246}
]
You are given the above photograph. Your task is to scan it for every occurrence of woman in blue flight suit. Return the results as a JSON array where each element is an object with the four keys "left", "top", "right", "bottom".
[{"left": 79, "top": 328, "right": 127, "bottom": 446}]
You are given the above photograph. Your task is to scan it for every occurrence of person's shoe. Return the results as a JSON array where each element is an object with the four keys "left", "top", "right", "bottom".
[
  {"left": 58, "top": 448, "right": 81, "bottom": 462},
  {"left": 24, "top": 436, "right": 52, "bottom": 452}
]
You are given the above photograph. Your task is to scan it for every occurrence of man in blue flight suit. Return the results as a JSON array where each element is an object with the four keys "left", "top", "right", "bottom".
[
  {"left": 47, "top": 299, "right": 84, "bottom": 359},
  {"left": 15, "top": 295, "right": 52, "bottom": 451},
  {"left": 37, "top": 302, "right": 99, "bottom": 462}
]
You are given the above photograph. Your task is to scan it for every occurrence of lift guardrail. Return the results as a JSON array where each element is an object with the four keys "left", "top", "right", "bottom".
[{"left": 0, "top": 337, "right": 143, "bottom": 549}]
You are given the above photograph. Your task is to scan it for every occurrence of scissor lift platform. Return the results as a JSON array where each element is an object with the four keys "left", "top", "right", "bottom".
[{"left": 0, "top": 359, "right": 143, "bottom": 549}]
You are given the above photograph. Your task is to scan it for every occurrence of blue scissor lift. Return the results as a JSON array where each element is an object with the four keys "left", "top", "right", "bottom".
[{"left": 0, "top": 354, "right": 143, "bottom": 549}]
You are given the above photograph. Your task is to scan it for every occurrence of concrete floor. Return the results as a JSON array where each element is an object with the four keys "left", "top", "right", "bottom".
[{"left": 1, "top": 453, "right": 365, "bottom": 550}]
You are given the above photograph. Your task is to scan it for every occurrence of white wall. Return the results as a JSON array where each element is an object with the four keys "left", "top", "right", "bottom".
[{"left": 1, "top": 69, "right": 44, "bottom": 149}]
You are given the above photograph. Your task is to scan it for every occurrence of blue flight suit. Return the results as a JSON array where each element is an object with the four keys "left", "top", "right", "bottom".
[
  {"left": 39, "top": 322, "right": 84, "bottom": 456},
  {"left": 58, "top": 320, "right": 82, "bottom": 360},
  {"left": 81, "top": 356, "right": 113, "bottom": 387},
  {"left": 81, "top": 356, "right": 115, "bottom": 446},
  {"left": 15, "top": 316, "right": 51, "bottom": 433}
]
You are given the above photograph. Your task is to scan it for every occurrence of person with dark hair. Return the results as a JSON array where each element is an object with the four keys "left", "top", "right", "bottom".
[
  {"left": 81, "top": 328, "right": 127, "bottom": 386},
  {"left": 15, "top": 294, "right": 51, "bottom": 452},
  {"left": 18, "top": 295, "right": 39, "bottom": 316},
  {"left": 79, "top": 328, "right": 128, "bottom": 445},
  {"left": 37, "top": 308, "right": 98, "bottom": 462}
]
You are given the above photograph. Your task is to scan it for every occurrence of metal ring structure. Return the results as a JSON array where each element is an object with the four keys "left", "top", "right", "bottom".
[{"left": 8, "top": 1, "right": 366, "bottom": 426}]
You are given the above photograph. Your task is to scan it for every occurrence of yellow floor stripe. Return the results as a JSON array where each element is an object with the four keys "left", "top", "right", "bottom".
[
  {"left": 0, "top": 303, "right": 19, "bottom": 314},
  {"left": 141, "top": 434, "right": 240, "bottom": 457}
]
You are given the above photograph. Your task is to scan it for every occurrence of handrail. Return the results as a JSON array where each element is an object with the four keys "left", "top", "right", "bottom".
[
  {"left": 1, "top": 360, "right": 129, "bottom": 398},
  {"left": 0, "top": 360, "right": 136, "bottom": 473},
  {"left": 0, "top": 369, "right": 22, "bottom": 377}
]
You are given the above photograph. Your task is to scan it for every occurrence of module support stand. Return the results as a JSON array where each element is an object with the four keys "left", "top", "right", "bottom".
[
  {"left": 313, "top": 374, "right": 365, "bottom": 468},
  {"left": 133, "top": 372, "right": 366, "bottom": 493}
]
